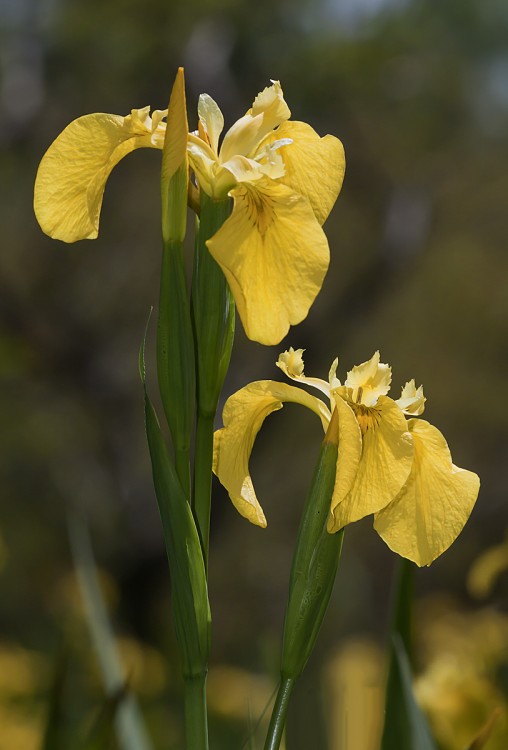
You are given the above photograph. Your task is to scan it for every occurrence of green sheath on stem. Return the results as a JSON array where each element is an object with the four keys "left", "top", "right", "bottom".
[
  {"left": 157, "top": 237, "right": 195, "bottom": 498},
  {"left": 192, "top": 191, "right": 235, "bottom": 562},
  {"left": 281, "top": 408, "right": 344, "bottom": 681},
  {"left": 265, "top": 409, "right": 343, "bottom": 750},
  {"left": 141, "top": 302, "right": 210, "bottom": 750},
  {"left": 158, "top": 67, "right": 195, "bottom": 498}
]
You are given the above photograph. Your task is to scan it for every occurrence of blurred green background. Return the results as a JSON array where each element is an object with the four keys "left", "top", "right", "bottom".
[{"left": 2, "top": 0, "right": 508, "bottom": 747}]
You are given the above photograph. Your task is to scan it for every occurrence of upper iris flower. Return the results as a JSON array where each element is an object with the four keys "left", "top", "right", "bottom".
[
  {"left": 34, "top": 79, "right": 345, "bottom": 345},
  {"left": 213, "top": 349, "right": 480, "bottom": 566}
]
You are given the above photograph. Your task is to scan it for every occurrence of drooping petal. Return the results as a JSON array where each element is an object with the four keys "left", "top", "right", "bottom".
[
  {"left": 260, "top": 120, "right": 345, "bottom": 225},
  {"left": 207, "top": 181, "right": 330, "bottom": 345},
  {"left": 332, "top": 396, "right": 414, "bottom": 529},
  {"left": 396, "top": 379, "right": 426, "bottom": 416},
  {"left": 219, "top": 81, "right": 290, "bottom": 164},
  {"left": 344, "top": 351, "right": 392, "bottom": 407},
  {"left": 373, "top": 419, "right": 480, "bottom": 566},
  {"left": 276, "top": 348, "right": 331, "bottom": 398},
  {"left": 198, "top": 93, "right": 224, "bottom": 154},
  {"left": 213, "top": 380, "right": 331, "bottom": 526},
  {"left": 34, "top": 110, "right": 163, "bottom": 242},
  {"left": 327, "top": 395, "right": 363, "bottom": 532}
]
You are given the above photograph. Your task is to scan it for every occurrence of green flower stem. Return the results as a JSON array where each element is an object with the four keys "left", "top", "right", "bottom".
[
  {"left": 192, "top": 192, "right": 235, "bottom": 562},
  {"left": 184, "top": 672, "right": 209, "bottom": 750},
  {"left": 263, "top": 677, "right": 295, "bottom": 750},
  {"left": 265, "top": 411, "right": 342, "bottom": 750},
  {"left": 157, "top": 238, "right": 195, "bottom": 499},
  {"left": 193, "top": 411, "right": 215, "bottom": 564}
]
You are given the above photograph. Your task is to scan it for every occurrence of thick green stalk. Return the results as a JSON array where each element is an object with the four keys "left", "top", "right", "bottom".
[
  {"left": 281, "top": 411, "right": 343, "bottom": 679},
  {"left": 192, "top": 192, "right": 235, "bottom": 562},
  {"left": 158, "top": 67, "right": 194, "bottom": 499},
  {"left": 263, "top": 678, "right": 295, "bottom": 750},
  {"left": 381, "top": 557, "right": 415, "bottom": 750},
  {"left": 157, "top": 238, "right": 195, "bottom": 498},
  {"left": 265, "top": 411, "right": 343, "bottom": 749},
  {"left": 193, "top": 411, "right": 215, "bottom": 563},
  {"left": 184, "top": 673, "right": 209, "bottom": 750}
]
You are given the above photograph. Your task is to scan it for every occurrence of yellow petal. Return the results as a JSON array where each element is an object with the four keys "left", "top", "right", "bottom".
[
  {"left": 219, "top": 81, "right": 290, "bottom": 164},
  {"left": 327, "top": 395, "right": 363, "bottom": 532},
  {"left": 373, "top": 419, "right": 480, "bottom": 566},
  {"left": 276, "top": 348, "right": 331, "bottom": 398},
  {"left": 198, "top": 93, "right": 224, "bottom": 154},
  {"left": 396, "top": 379, "right": 426, "bottom": 416},
  {"left": 34, "top": 110, "right": 161, "bottom": 242},
  {"left": 332, "top": 396, "right": 414, "bottom": 529},
  {"left": 213, "top": 380, "right": 331, "bottom": 527},
  {"left": 207, "top": 181, "right": 330, "bottom": 345},
  {"left": 261, "top": 120, "right": 345, "bottom": 224},
  {"left": 344, "top": 351, "right": 392, "bottom": 407}
]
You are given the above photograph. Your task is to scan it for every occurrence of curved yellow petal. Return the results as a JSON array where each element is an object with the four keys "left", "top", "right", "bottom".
[
  {"left": 261, "top": 120, "right": 345, "bottom": 224},
  {"left": 198, "top": 93, "right": 224, "bottom": 155},
  {"left": 332, "top": 396, "right": 414, "bottom": 529},
  {"left": 219, "top": 81, "right": 290, "bottom": 164},
  {"left": 396, "top": 379, "right": 426, "bottom": 416},
  {"left": 213, "top": 380, "right": 331, "bottom": 527},
  {"left": 207, "top": 181, "right": 330, "bottom": 345},
  {"left": 373, "top": 419, "right": 480, "bottom": 567},
  {"left": 327, "top": 395, "right": 363, "bottom": 532},
  {"left": 276, "top": 348, "right": 331, "bottom": 398},
  {"left": 34, "top": 110, "right": 161, "bottom": 242}
]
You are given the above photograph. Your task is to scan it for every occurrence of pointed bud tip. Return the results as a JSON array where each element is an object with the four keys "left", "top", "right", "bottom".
[{"left": 323, "top": 406, "right": 339, "bottom": 446}]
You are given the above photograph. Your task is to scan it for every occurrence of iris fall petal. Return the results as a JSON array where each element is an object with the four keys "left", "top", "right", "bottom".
[
  {"left": 263, "top": 120, "right": 345, "bottom": 224},
  {"left": 206, "top": 181, "right": 330, "bottom": 345},
  {"left": 213, "top": 380, "right": 330, "bottom": 527},
  {"left": 34, "top": 111, "right": 161, "bottom": 242},
  {"left": 373, "top": 419, "right": 480, "bottom": 566},
  {"left": 332, "top": 396, "right": 414, "bottom": 529}
]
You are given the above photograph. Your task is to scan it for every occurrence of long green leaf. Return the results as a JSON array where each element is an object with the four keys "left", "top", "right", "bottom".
[
  {"left": 381, "top": 557, "right": 437, "bottom": 750},
  {"left": 391, "top": 635, "right": 438, "bottom": 750},
  {"left": 69, "top": 518, "right": 154, "bottom": 750},
  {"left": 140, "top": 331, "right": 210, "bottom": 678},
  {"left": 40, "top": 644, "right": 68, "bottom": 750}
]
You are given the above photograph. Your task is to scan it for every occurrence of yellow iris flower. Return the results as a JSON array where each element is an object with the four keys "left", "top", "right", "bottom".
[
  {"left": 213, "top": 349, "right": 480, "bottom": 566},
  {"left": 34, "top": 78, "right": 345, "bottom": 345}
]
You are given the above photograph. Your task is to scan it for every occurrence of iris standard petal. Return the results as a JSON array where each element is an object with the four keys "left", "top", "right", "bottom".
[
  {"left": 332, "top": 396, "right": 414, "bottom": 529},
  {"left": 206, "top": 181, "right": 330, "bottom": 345},
  {"left": 213, "top": 380, "right": 331, "bottom": 526},
  {"left": 198, "top": 93, "right": 224, "bottom": 154},
  {"left": 373, "top": 419, "right": 480, "bottom": 566},
  {"left": 219, "top": 81, "right": 290, "bottom": 164},
  {"left": 261, "top": 120, "right": 345, "bottom": 225},
  {"left": 344, "top": 351, "right": 392, "bottom": 407},
  {"left": 327, "top": 395, "right": 363, "bottom": 532},
  {"left": 34, "top": 112, "right": 159, "bottom": 242},
  {"left": 396, "top": 379, "right": 426, "bottom": 416}
]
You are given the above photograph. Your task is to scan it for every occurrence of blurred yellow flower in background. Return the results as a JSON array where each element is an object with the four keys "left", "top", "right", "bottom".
[
  {"left": 214, "top": 349, "right": 479, "bottom": 565},
  {"left": 323, "top": 639, "right": 384, "bottom": 750},
  {"left": 415, "top": 597, "right": 508, "bottom": 750}
]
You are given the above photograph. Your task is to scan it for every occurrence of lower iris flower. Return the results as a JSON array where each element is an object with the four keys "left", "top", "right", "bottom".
[{"left": 213, "top": 349, "right": 480, "bottom": 566}]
